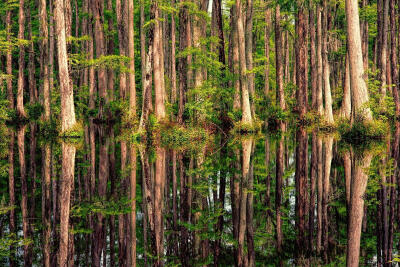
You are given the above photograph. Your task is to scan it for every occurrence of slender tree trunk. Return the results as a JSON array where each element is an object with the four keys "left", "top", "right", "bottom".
[
  {"left": 295, "top": 5, "right": 308, "bottom": 119},
  {"left": 264, "top": 7, "right": 271, "bottom": 97},
  {"left": 6, "top": 9, "right": 14, "bottom": 110},
  {"left": 310, "top": 5, "right": 317, "bottom": 110},
  {"left": 17, "top": 0, "right": 26, "bottom": 117},
  {"left": 377, "top": 0, "right": 389, "bottom": 100},
  {"left": 275, "top": 5, "right": 285, "bottom": 113},
  {"left": 316, "top": 6, "right": 324, "bottom": 115},
  {"left": 341, "top": 52, "right": 351, "bottom": 119},
  {"left": 178, "top": 0, "right": 190, "bottom": 124},
  {"left": 390, "top": 0, "right": 400, "bottom": 116},
  {"left": 322, "top": 3, "right": 334, "bottom": 124}
]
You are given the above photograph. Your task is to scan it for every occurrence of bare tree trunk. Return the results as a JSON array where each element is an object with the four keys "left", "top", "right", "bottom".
[
  {"left": 346, "top": 0, "right": 373, "bottom": 121},
  {"left": 390, "top": 0, "right": 400, "bottom": 116},
  {"left": 178, "top": 0, "right": 191, "bottom": 124},
  {"left": 316, "top": 6, "right": 324, "bottom": 115},
  {"left": 6, "top": 8, "right": 14, "bottom": 110},
  {"left": 295, "top": 6, "right": 308, "bottom": 119},
  {"left": 341, "top": 52, "right": 351, "bottom": 119},
  {"left": 322, "top": 3, "right": 334, "bottom": 124},
  {"left": 39, "top": 0, "right": 50, "bottom": 120},
  {"left": 236, "top": 0, "right": 252, "bottom": 124},
  {"left": 264, "top": 7, "right": 271, "bottom": 96},
  {"left": 153, "top": 1, "right": 165, "bottom": 120},
  {"left": 310, "top": 5, "right": 317, "bottom": 110},
  {"left": 17, "top": 0, "right": 26, "bottom": 117},
  {"left": 275, "top": 5, "right": 285, "bottom": 113},
  {"left": 377, "top": 0, "right": 389, "bottom": 100}
]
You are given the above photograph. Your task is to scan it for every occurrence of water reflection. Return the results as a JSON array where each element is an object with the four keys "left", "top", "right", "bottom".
[{"left": 0, "top": 125, "right": 395, "bottom": 266}]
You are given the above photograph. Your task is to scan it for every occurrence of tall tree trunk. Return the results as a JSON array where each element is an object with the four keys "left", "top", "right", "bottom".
[
  {"left": 345, "top": 0, "right": 373, "bottom": 121},
  {"left": 264, "top": 7, "right": 271, "bottom": 97},
  {"left": 6, "top": 8, "right": 14, "bottom": 110},
  {"left": 322, "top": 137, "right": 333, "bottom": 261},
  {"left": 17, "top": 0, "right": 26, "bottom": 117},
  {"left": 322, "top": 3, "right": 334, "bottom": 124},
  {"left": 295, "top": 4, "right": 308, "bottom": 119},
  {"left": 178, "top": 0, "right": 191, "bottom": 124},
  {"left": 341, "top": 52, "right": 351, "bottom": 119},
  {"left": 377, "top": 0, "right": 389, "bottom": 100},
  {"left": 310, "top": 5, "right": 317, "bottom": 110},
  {"left": 275, "top": 5, "right": 285, "bottom": 113},
  {"left": 153, "top": 1, "right": 165, "bottom": 121},
  {"left": 390, "top": 0, "right": 400, "bottom": 116},
  {"left": 93, "top": 0, "right": 108, "bottom": 113},
  {"left": 39, "top": 0, "right": 50, "bottom": 120},
  {"left": 236, "top": 0, "right": 252, "bottom": 124},
  {"left": 18, "top": 127, "right": 31, "bottom": 265},
  {"left": 316, "top": 6, "right": 324, "bottom": 115}
]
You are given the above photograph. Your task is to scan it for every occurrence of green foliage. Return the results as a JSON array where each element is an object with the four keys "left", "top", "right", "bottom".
[{"left": 159, "top": 123, "right": 208, "bottom": 151}]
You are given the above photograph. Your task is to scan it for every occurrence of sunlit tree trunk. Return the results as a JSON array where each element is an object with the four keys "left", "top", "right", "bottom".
[
  {"left": 153, "top": 1, "right": 165, "bottom": 121},
  {"left": 54, "top": 0, "right": 77, "bottom": 264},
  {"left": 346, "top": 153, "right": 372, "bottom": 267},
  {"left": 322, "top": 3, "right": 334, "bottom": 124},
  {"left": 316, "top": 6, "right": 324, "bottom": 115},
  {"left": 236, "top": 0, "right": 252, "bottom": 124},
  {"left": 231, "top": 4, "right": 241, "bottom": 111},
  {"left": 345, "top": 0, "right": 373, "bottom": 121}
]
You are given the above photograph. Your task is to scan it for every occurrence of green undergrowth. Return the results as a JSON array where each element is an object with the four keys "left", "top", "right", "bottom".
[
  {"left": 159, "top": 122, "right": 209, "bottom": 151},
  {"left": 338, "top": 116, "right": 388, "bottom": 145},
  {"left": 232, "top": 118, "right": 263, "bottom": 134}
]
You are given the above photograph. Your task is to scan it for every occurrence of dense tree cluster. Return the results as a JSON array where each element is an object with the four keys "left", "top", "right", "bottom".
[{"left": 0, "top": 0, "right": 399, "bottom": 266}]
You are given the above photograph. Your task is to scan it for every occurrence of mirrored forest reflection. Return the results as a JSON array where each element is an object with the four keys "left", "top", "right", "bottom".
[{"left": 1, "top": 121, "right": 397, "bottom": 266}]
